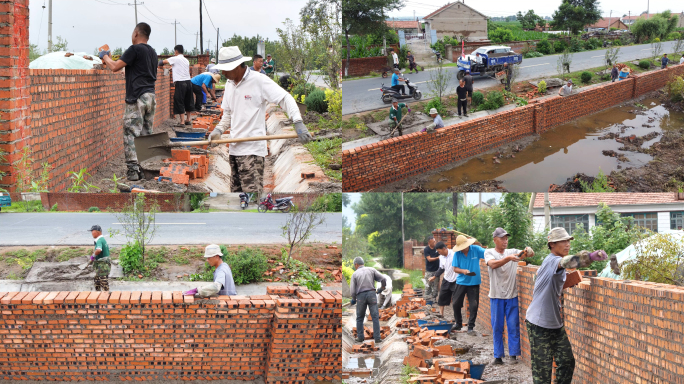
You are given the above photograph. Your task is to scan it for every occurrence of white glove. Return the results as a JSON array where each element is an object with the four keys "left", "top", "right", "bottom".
[
  {"left": 207, "top": 129, "right": 222, "bottom": 147},
  {"left": 294, "top": 121, "right": 313, "bottom": 144}
]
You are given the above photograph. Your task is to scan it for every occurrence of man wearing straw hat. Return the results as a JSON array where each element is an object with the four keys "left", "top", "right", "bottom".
[
  {"left": 450, "top": 235, "right": 485, "bottom": 336},
  {"left": 208, "top": 46, "right": 312, "bottom": 197},
  {"left": 183, "top": 244, "right": 237, "bottom": 297}
]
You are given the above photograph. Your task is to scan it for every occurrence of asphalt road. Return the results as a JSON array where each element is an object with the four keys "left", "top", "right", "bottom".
[
  {"left": 0, "top": 212, "right": 342, "bottom": 246},
  {"left": 342, "top": 41, "right": 679, "bottom": 115}
]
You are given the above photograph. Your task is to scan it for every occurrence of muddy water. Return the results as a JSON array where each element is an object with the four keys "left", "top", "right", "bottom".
[{"left": 425, "top": 98, "right": 684, "bottom": 191}]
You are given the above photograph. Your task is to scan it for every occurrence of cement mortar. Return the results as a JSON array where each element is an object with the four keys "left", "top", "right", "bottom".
[{"left": 24, "top": 259, "right": 123, "bottom": 283}]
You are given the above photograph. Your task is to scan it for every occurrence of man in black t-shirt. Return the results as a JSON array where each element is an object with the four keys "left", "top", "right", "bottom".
[
  {"left": 456, "top": 79, "right": 468, "bottom": 117},
  {"left": 424, "top": 236, "right": 440, "bottom": 303},
  {"left": 100, "top": 22, "right": 158, "bottom": 181}
]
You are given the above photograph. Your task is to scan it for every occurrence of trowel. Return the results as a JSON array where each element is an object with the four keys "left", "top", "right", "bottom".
[{"left": 134, "top": 132, "right": 299, "bottom": 163}]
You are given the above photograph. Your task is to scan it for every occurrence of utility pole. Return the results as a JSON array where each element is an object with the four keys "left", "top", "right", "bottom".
[
  {"left": 401, "top": 192, "right": 405, "bottom": 247},
  {"left": 128, "top": 0, "right": 143, "bottom": 25},
  {"left": 544, "top": 192, "right": 551, "bottom": 230},
  {"left": 199, "top": 0, "right": 203, "bottom": 55},
  {"left": 207, "top": 39, "right": 212, "bottom": 55},
  {"left": 608, "top": 10, "right": 612, "bottom": 31},
  {"left": 47, "top": 0, "right": 52, "bottom": 52},
  {"left": 195, "top": 32, "right": 199, "bottom": 55},
  {"left": 647, "top": 0, "right": 649, "bottom": 19},
  {"left": 172, "top": 19, "right": 180, "bottom": 46}
]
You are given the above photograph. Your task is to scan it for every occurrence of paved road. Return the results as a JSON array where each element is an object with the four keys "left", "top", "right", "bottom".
[
  {"left": 342, "top": 41, "right": 679, "bottom": 115},
  {"left": 0, "top": 212, "right": 342, "bottom": 246}
]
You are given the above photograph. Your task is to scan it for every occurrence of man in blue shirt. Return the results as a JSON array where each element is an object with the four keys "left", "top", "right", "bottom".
[
  {"left": 190, "top": 72, "right": 220, "bottom": 112},
  {"left": 451, "top": 235, "right": 485, "bottom": 335},
  {"left": 391, "top": 68, "right": 406, "bottom": 95},
  {"left": 422, "top": 107, "right": 444, "bottom": 133},
  {"left": 250, "top": 54, "right": 267, "bottom": 74}
]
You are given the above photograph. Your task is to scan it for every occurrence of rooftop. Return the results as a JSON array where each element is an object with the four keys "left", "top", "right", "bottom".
[{"left": 533, "top": 193, "right": 683, "bottom": 208}]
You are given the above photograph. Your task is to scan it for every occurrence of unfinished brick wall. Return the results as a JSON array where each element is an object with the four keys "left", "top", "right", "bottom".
[
  {"left": 472, "top": 261, "right": 684, "bottom": 384},
  {"left": 0, "top": 287, "right": 341, "bottom": 382},
  {"left": 342, "top": 56, "right": 390, "bottom": 77},
  {"left": 38, "top": 192, "right": 199, "bottom": 212},
  {"left": 403, "top": 240, "right": 424, "bottom": 271},
  {"left": 342, "top": 64, "right": 684, "bottom": 191}
]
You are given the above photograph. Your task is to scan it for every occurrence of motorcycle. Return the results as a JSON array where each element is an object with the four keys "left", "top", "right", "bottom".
[
  {"left": 381, "top": 78, "right": 422, "bottom": 104},
  {"left": 433, "top": 49, "right": 443, "bottom": 64},
  {"left": 257, "top": 193, "right": 295, "bottom": 213},
  {"left": 239, "top": 192, "right": 252, "bottom": 210}
]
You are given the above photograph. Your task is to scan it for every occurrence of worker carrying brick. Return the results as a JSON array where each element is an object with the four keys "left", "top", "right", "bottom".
[
  {"left": 428, "top": 241, "right": 458, "bottom": 319},
  {"left": 190, "top": 72, "right": 219, "bottom": 112},
  {"left": 89, "top": 225, "right": 111, "bottom": 291},
  {"left": 350, "top": 257, "right": 386, "bottom": 344},
  {"left": 207, "top": 46, "right": 312, "bottom": 197},
  {"left": 484, "top": 227, "right": 534, "bottom": 365},
  {"left": 423, "top": 236, "right": 440, "bottom": 304},
  {"left": 450, "top": 235, "right": 485, "bottom": 336},
  {"left": 99, "top": 23, "right": 158, "bottom": 181},
  {"left": 159, "top": 45, "right": 194, "bottom": 126},
  {"left": 182, "top": 244, "right": 237, "bottom": 297},
  {"left": 376, "top": 273, "right": 393, "bottom": 309}
]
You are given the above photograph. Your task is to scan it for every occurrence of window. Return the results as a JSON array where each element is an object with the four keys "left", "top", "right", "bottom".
[
  {"left": 622, "top": 212, "right": 658, "bottom": 232},
  {"left": 671, "top": 212, "right": 684, "bottom": 230},
  {"left": 551, "top": 215, "right": 589, "bottom": 234}
]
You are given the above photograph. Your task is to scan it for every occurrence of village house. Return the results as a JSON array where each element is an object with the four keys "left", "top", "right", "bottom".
[
  {"left": 385, "top": 20, "right": 422, "bottom": 34},
  {"left": 621, "top": 12, "right": 684, "bottom": 28},
  {"left": 585, "top": 17, "right": 629, "bottom": 32},
  {"left": 422, "top": 0, "right": 488, "bottom": 42}
]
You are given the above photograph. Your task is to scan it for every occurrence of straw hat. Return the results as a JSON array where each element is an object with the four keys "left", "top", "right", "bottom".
[
  {"left": 452, "top": 235, "right": 477, "bottom": 252},
  {"left": 211, "top": 73, "right": 221, "bottom": 83},
  {"left": 203, "top": 244, "right": 223, "bottom": 258}
]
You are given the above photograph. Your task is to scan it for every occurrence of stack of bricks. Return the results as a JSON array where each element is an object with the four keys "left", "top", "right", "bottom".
[
  {"left": 0, "top": 287, "right": 341, "bottom": 382},
  {"left": 193, "top": 115, "right": 221, "bottom": 134},
  {"left": 159, "top": 149, "right": 208, "bottom": 185},
  {"left": 371, "top": 305, "right": 396, "bottom": 321},
  {"left": 352, "top": 325, "right": 390, "bottom": 340},
  {"left": 341, "top": 64, "right": 684, "bottom": 192},
  {"left": 351, "top": 340, "right": 379, "bottom": 353}
]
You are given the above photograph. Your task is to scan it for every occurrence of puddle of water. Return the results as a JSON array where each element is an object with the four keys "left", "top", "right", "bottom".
[
  {"left": 425, "top": 98, "right": 684, "bottom": 191},
  {"left": 346, "top": 356, "right": 382, "bottom": 375}
]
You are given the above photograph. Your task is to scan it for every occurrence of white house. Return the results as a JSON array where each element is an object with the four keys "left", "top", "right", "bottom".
[{"left": 532, "top": 193, "right": 684, "bottom": 234}]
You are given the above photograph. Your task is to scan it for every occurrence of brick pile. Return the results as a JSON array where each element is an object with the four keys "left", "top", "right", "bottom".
[
  {"left": 353, "top": 325, "right": 391, "bottom": 340},
  {"left": 352, "top": 340, "right": 379, "bottom": 353},
  {"left": 0, "top": 287, "right": 341, "bottom": 382},
  {"left": 371, "top": 306, "right": 396, "bottom": 321},
  {"left": 342, "top": 64, "right": 684, "bottom": 191},
  {"left": 158, "top": 149, "right": 209, "bottom": 185}
]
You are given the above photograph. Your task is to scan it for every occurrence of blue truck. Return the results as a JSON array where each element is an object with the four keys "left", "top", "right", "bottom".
[
  {"left": 456, "top": 45, "right": 523, "bottom": 83},
  {"left": 0, "top": 192, "right": 11, "bottom": 211}
]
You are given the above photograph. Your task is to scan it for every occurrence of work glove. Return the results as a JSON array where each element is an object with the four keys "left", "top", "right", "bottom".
[
  {"left": 559, "top": 255, "right": 580, "bottom": 270},
  {"left": 207, "top": 129, "right": 222, "bottom": 147},
  {"left": 98, "top": 50, "right": 110, "bottom": 60},
  {"left": 294, "top": 121, "right": 313, "bottom": 144},
  {"left": 350, "top": 299, "right": 356, "bottom": 305},
  {"left": 183, "top": 288, "right": 198, "bottom": 296},
  {"left": 609, "top": 254, "right": 621, "bottom": 275},
  {"left": 90, "top": 254, "right": 96, "bottom": 262},
  {"left": 376, "top": 287, "right": 383, "bottom": 295},
  {"left": 407, "top": 108, "right": 411, "bottom": 113},
  {"left": 464, "top": 270, "right": 476, "bottom": 276}
]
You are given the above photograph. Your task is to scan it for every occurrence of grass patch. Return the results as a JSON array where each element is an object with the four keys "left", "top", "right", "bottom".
[
  {"left": 1, "top": 200, "right": 45, "bottom": 213},
  {"left": 2, "top": 248, "right": 49, "bottom": 270},
  {"left": 304, "top": 138, "right": 342, "bottom": 181},
  {"left": 399, "top": 268, "right": 425, "bottom": 289},
  {"left": 57, "top": 247, "right": 88, "bottom": 262}
]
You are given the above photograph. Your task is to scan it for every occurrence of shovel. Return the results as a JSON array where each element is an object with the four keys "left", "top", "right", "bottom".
[
  {"left": 134, "top": 132, "right": 299, "bottom": 164},
  {"left": 78, "top": 257, "right": 93, "bottom": 270}
]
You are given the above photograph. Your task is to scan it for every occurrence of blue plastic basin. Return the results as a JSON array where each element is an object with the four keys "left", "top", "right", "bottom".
[
  {"left": 417, "top": 319, "right": 453, "bottom": 331},
  {"left": 173, "top": 131, "right": 205, "bottom": 139},
  {"left": 465, "top": 360, "right": 486, "bottom": 380},
  {"left": 169, "top": 137, "right": 202, "bottom": 143}
]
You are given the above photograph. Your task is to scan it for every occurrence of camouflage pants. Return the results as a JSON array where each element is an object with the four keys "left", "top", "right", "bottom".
[
  {"left": 424, "top": 271, "right": 438, "bottom": 301},
  {"left": 123, "top": 92, "right": 156, "bottom": 164},
  {"left": 389, "top": 120, "right": 403, "bottom": 136},
  {"left": 526, "top": 320, "right": 575, "bottom": 384},
  {"left": 93, "top": 258, "right": 111, "bottom": 291},
  {"left": 94, "top": 275, "right": 109, "bottom": 291},
  {"left": 229, "top": 155, "right": 264, "bottom": 197}
]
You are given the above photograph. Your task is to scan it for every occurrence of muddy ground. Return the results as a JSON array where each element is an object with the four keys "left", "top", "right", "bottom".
[{"left": 0, "top": 243, "right": 342, "bottom": 281}]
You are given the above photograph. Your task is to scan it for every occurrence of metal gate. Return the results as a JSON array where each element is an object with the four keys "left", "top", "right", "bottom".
[
  {"left": 430, "top": 29, "right": 438, "bottom": 44},
  {"left": 405, "top": 33, "right": 426, "bottom": 41},
  {"left": 398, "top": 30, "right": 406, "bottom": 47}
]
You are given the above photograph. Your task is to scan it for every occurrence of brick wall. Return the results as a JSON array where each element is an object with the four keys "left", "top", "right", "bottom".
[
  {"left": 472, "top": 261, "right": 684, "bottom": 384},
  {"left": 0, "top": 287, "right": 341, "bottom": 383},
  {"left": 342, "top": 56, "right": 390, "bottom": 77},
  {"left": 403, "top": 240, "right": 424, "bottom": 271},
  {"left": 342, "top": 64, "right": 684, "bottom": 191},
  {"left": 39, "top": 192, "right": 199, "bottom": 212}
]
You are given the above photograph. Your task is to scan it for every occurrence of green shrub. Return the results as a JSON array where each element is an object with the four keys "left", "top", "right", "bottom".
[
  {"left": 536, "top": 39, "right": 554, "bottom": 55},
  {"left": 471, "top": 91, "right": 484, "bottom": 106},
  {"left": 489, "top": 28, "right": 514, "bottom": 43},
  {"left": 482, "top": 91, "right": 505, "bottom": 110},
  {"left": 524, "top": 51, "right": 544, "bottom": 58},
  {"left": 88, "top": 206, "right": 100, "bottom": 212},
  {"left": 653, "top": 37, "right": 660, "bottom": 43},
  {"left": 553, "top": 39, "right": 568, "bottom": 53},
  {"left": 537, "top": 80, "right": 547, "bottom": 94},
  {"left": 311, "top": 193, "right": 342, "bottom": 212},
  {"left": 223, "top": 248, "right": 269, "bottom": 285},
  {"left": 583, "top": 37, "right": 601, "bottom": 50},
  {"left": 639, "top": 60, "right": 651, "bottom": 70},
  {"left": 291, "top": 82, "right": 316, "bottom": 99},
  {"left": 305, "top": 89, "right": 328, "bottom": 113},
  {"left": 219, "top": 245, "right": 229, "bottom": 259},
  {"left": 119, "top": 242, "right": 144, "bottom": 275},
  {"left": 189, "top": 193, "right": 207, "bottom": 211},
  {"left": 666, "top": 75, "right": 684, "bottom": 102},
  {"left": 50, "top": 203, "right": 58, "bottom": 212},
  {"left": 611, "top": 39, "right": 622, "bottom": 47},
  {"left": 580, "top": 71, "right": 593, "bottom": 83},
  {"left": 423, "top": 97, "right": 447, "bottom": 116},
  {"left": 666, "top": 32, "right": 682, "bottom": 41}
]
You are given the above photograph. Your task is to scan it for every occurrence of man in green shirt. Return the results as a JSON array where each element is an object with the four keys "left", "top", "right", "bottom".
[
  {"left": 263, "top": 54, "right": 275, "bottom": 78},
  {"left": 90, "top": 225, "right": 111, "bottom": 291},
  {"left": 389, "top": 98, "right": 410, "bottom": 136}
]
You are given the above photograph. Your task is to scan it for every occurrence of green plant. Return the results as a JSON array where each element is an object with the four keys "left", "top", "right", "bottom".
[
  {"left": 50, "top": 203, "right": 58, "bottom": 211},
  {"left": 324, "top": 88, "right": 342, "bottom": 120},
  {"left": 88, "top": 206, "right": 101, "bottom": 212},
  {"left": 303, "top": 138, "right": 342, "bottom": 181},
  {"left": 423, "top": 97, "right": 447, "bottom": 116},
  {"left": 579, "top": 168, "right": 614, "bottom": 192},
  {"left": 281, "top": 202, "right": 327, "bottom": 262},
  {"left": 291, "top": 82, "right": 316, "bottom": 99},
  {"left": 481, "top": 91, "right": 505, "bottom": 110},
  {"left": 310, "top": 193, "right": 342, "bottom": 212},
  {"left": 341, "top": 259, "right": 354, "bottom": 285},
  {"left": 666, "top": 32, "right": 682, "bottom": 41},
  {"left": 223, "top": 248, "right": 270, "bottom": 285},
  {"left": 189, "top": 262, "right": 214, "bottom": 282},
  {"left": 622, "top": 232, "right": 684, "bottom": 285},
  {"left": 536, "top": 39, "right": 554, "bottom": 55},
  {"left": 538, "top": 80, "right": 547, "bottom": 94},
  {"left": 118, "top": 241, "right": 145, "bottom": 275},
  {"left": 524, "top": 51, "right": 544, "bottom": 58},
  {"left": 489, "top": 28, "right": 514, "bottom": 43},
  {"left": 666, "top": 75, "right": 684, "bottom": 102},
  {"left": 67, "top": 168, "right": 99, "bottom": 192},
  {"left": 106, "top": 173, "right": 123, "bottom": 193},
  {"left": 580, "top": 71, "right": 593, "bottom": 83},
  {"left": 583, "top": 37, "right": 601, "bottom": 50},
  {"left": 57, "top": 247, "right": 87, "bottom": 262},
  {"left": 553, "top": 39, "right": 568, "bottom": 53},
  {"left": 219, "top": 245, "right": 229, "bottom": 259},
  {"left": 305, "top": 89, "right": 328, "bottom": 113},
  {"left": 639, "top": 60, "right": 651, "bottom": 70},
  {"left": 109, "top": 193, "right": 159, "bottom": 261},
  {"left": 471, "top": 91, "right": 484, "bottom": 106},
  {"left": 189, "top": 193, "right": 208, "bottom": 211}
]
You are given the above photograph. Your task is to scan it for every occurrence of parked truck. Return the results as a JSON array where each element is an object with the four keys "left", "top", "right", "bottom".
[
  {"left": 456, "top": 45, "right": 523, "bottom": 82},
  {"left": 0, "top": 192, "right": 11, "bottom": 211}
]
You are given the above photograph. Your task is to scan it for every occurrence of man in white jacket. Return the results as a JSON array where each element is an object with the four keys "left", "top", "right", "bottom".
[
  {"left": 376, "top": 273, "right": 393, "bottom": 309},
  {"left": 208, "top": 46, "right": 312, "bottom": 197}
]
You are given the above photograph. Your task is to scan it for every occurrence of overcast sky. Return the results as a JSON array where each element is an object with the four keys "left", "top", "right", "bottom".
[
  {"left": 28, "top": 0, "right": 307, "bottom": 54},
  {"left": 388, "top": 0, "right": 677, "bottom": 19}
]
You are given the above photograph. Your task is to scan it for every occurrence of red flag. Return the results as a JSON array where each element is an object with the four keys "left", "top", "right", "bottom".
[{"left": 461, "top": 40, "right": 465, "bottom": 58}]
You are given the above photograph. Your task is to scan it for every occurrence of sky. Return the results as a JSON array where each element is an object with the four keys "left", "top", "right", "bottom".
[
  {"left": 28, "top": 0, "right": 307, "bottom": 54},
  {"left": 342, "top": 192, "right": 502, "bottom": 231},
  {"left": 388, "top": 0, "right": 677, "bottom": 19}
]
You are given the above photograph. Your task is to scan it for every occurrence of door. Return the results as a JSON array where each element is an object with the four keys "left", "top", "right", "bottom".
[
  {"left": 398, "top": 30, "right": 406, "bottom": 48},
  {"left": 430, "top": 29, "right": 438, "bottom": 45}
]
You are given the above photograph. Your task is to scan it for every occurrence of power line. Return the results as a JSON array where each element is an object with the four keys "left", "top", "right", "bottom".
[
  {"left": 93, "top": 0, "right": 127, "bottom": 5},
  {"left": 201, "top": 0, "right": 217, "bottom": 32},
  {"left": 142, "top": 4, "right": 173, "bottom": 22}
]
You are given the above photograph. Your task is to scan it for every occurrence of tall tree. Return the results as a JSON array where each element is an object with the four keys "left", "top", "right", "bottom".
[
  {"left": 341, "top": 0, "right": 404, "bottom": 76},
  {"left": 300, "top": 0, "right": 342, "bottom": 89},
  {"left": 551, "top": 0, "right": 602, "bottom": 35},
  {"left": 517, "top": 10, "right": 545, "bottom": 30}
]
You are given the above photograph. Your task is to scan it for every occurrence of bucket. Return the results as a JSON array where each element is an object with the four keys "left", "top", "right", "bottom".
[
  {"left": 466, "top": 360, "right": 486, "bottom": 380},
  {"left": 619, "top": 68, "right": 629, "bottom": 80}
]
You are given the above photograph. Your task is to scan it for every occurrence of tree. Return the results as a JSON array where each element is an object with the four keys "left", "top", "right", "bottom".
[
  {"left": 427, "top": 63, "right": 453, "bottom": 100},
  {"left": 51, "top": 36, "right": 68, "bottom": 52},
  {"left": 622, "top": 232, "right": 684, "bottom": 286},
  {"left": 353, "top": 193, "right": 451, "bottom": 267},
  {"left": 275, "top": 18, "right": 316, "bottom": 85},
  {"left": 110, "top": 193, "right": 159, "bottom": 261},
  {"left": 161, "top": 47, "right": 171, "bottom": 55},
  {"left": 517, "top": 10, "right": 545, "bottom": 30},
  {"left": 630, "top": 11, "right": 678, "bottom": 42},
  {"left": 342, "top": 0, "right": 404, "bottom": 76},
  {"left": 113, "top": 47, "right": 123, "bottom": 56},
  {"left": 604, "top": 46, "right": 620, "bottom": 74},
  {"left": 281, "top": 198, "right": 327, "bottom": 262},
  {"left": 551, "top": 0, "right": 601, "bottom": 35},
  {"left": 300, "top": 0, "right": 342, "bottom": 89},
  {"left": 29, "top": 43, "right": 43, "bottom": 62},
  {"left": 221, "top": 33, "right": 280, "bottom": 58},
  {"left": 496, "top": 193, "right": 532, "bottom": 250},
  {"left": 557, "top": 49, "right": 573, "bottom": 77},
  {"left": 342, "top": 193, "right": 351, "bottom": 207},
  {"left": 489, "top": 28, "right": 514, "bottom": 43}
]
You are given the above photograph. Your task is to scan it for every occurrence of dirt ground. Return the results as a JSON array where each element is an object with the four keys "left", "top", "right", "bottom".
[{"left": 0, "top": 243, "right": 342, "bottom": 281}]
